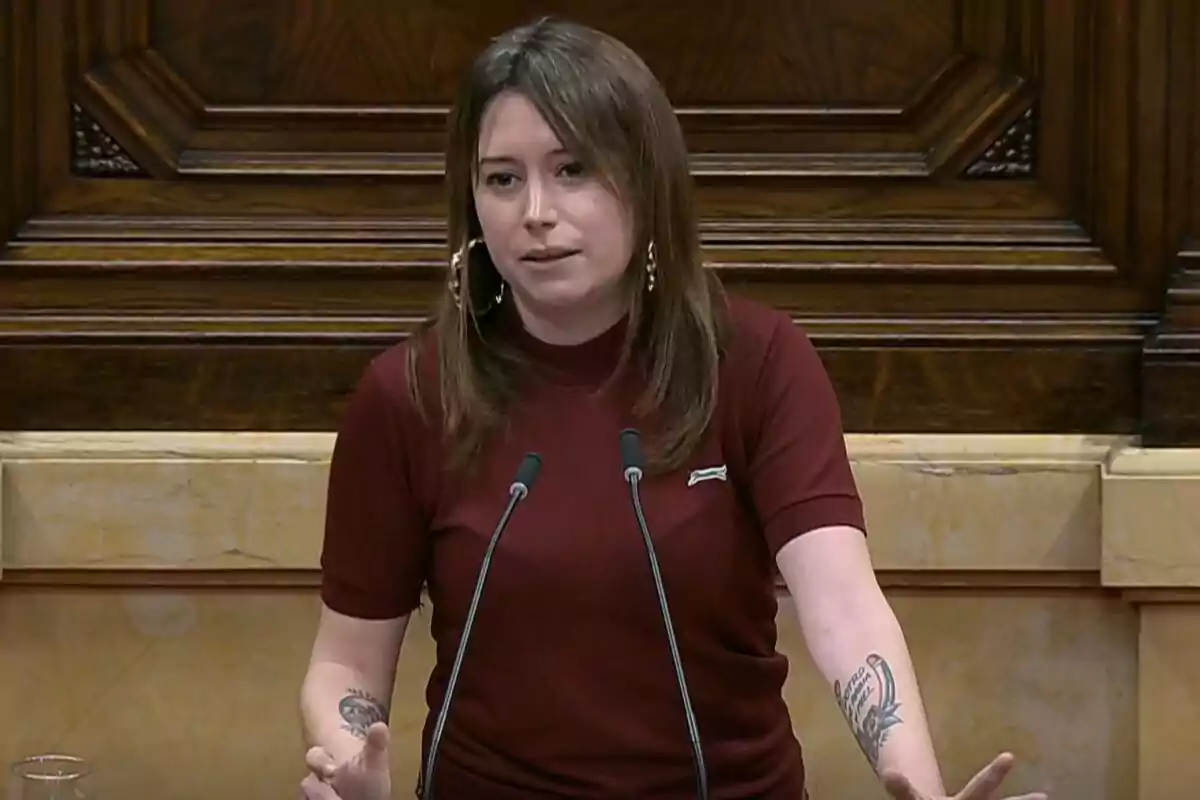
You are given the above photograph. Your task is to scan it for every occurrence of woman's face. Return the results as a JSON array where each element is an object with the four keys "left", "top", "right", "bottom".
[{"left": 472, "top": 90, "right": 635, "bottom": 344}]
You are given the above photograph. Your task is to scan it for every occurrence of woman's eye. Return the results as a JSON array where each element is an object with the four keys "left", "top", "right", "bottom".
[
  {"left": 484, "top": 172, "right": 517, "bottom": 188},
  {"left": 558, "top": 161, "right": 586, "bottom": 178}
]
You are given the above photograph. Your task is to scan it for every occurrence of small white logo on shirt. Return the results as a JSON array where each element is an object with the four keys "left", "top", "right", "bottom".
[{"left": 687, "top": 465, "right": 728, "bottom": 486}]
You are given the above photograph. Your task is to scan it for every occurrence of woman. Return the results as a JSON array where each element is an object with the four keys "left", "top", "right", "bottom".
[{"left": 299, "top": 17, "right": 1047, "bottom": 800}]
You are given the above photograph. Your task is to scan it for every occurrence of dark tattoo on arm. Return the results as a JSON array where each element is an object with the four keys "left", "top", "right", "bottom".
[
  {"left": 338, "top": 688, "right": 389, "bottom": 739},
  {"left": 832, "top": 653, "right": 904, "bottom": 771}
]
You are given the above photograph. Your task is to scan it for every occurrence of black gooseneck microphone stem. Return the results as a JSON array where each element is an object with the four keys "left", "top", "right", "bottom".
[
  {"left": 621, "top": 430, "right": 709, "bottom": 800},
  {"left": 421, "top": 454, "right": 541, "bottom": 800}
]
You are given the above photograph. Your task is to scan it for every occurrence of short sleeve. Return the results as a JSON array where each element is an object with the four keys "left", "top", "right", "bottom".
[
  {"left": 745, "top": 316, "right": 866, "bottom": 555},
  {"left": 319, "top": 355, "right": 431, "bottom": 619}
]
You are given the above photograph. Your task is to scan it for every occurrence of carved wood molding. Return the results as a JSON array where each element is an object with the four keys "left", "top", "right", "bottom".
[
  {"left": 0, "top": 205, "right": 1146, "bottom": 433},
  {"left": 67, "top": 3, "right": 1042, "bottom": 180},
  {"left": 80, "top": 52, "right": 1026, "bottom": 180},
  {"left": 1142, "top": 246, "right": 1200, "bottom": 445},
  {"left": 20, "top": 213, "right": 1092, "bottom": 242},
  {"left": 10, "top": 213, "right": 1118, "bottom": 281}
]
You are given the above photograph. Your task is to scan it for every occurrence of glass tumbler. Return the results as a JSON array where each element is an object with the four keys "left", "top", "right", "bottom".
[{"left": 8, "top": 755, "right": 92, "bottom": 800}]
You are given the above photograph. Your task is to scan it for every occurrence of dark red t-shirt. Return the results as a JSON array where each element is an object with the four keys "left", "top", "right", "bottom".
[{"left": 320, "top": 293, "right": 865, "bottom": 799}]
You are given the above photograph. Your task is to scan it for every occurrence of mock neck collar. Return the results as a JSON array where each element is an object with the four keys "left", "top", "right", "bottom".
[{"left": 493, "top": 299, "right": 629, "bottom": 387}]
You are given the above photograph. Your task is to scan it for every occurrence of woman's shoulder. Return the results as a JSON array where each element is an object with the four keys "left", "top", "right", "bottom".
[
  {"left": 719, "top": 291, "right": 820, "bottom": 377},
  {"left": 341, "top": 327, "right": 441, "bottom": 434}
]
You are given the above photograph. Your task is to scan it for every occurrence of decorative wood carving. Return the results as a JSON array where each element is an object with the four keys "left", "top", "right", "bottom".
[
  {"left": 70, "top": 102, "right": 146, "bottom": 177},
  {"left": 964, "top": 106, "right": 1036, "bottom": 179}
]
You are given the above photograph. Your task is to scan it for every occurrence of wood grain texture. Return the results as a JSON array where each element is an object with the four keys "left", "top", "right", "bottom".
[
  {"left": 152, "top": 1, "right": 958, "bottom": 107},
  {"left": 0, "top": 0, "right": 1195, "bottom": 438}
]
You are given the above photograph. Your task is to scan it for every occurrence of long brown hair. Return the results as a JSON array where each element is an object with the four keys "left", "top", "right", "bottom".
[{"left": 406, "top": 17, "right": 728, "bottom": 474}]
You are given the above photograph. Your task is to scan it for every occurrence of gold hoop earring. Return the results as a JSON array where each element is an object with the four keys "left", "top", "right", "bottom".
[
  {"left": 449, "top": 236, "right": 483, "bottom": 310},
  {"left": 645, "top": 240, "right": 658, "bottom": 293}
]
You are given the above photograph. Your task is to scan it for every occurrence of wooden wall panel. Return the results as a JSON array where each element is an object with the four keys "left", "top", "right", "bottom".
[
  {"left": 1142, "top": 0, "right": 1200, "bottom": 445},
  {"left": 0, "top": 0, "right": 1195, "bottom": 438},
  {"left": 0, "top": 0, "right": 37, "bottom": 246}
]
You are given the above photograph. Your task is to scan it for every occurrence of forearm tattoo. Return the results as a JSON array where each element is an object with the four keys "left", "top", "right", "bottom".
[
  {"left": 833, "top": 653, "right": 904, "bottom": 771},
  {"left": 338, "top": 688, "right": 389, "bottom": 739}
]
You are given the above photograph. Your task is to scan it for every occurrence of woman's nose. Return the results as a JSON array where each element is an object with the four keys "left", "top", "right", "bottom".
[{"left": 522, "top": 179, "right": 558, "bottom": 229}]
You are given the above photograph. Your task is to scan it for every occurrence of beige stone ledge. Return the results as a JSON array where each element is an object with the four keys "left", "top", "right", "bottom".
[
  {"left": 0, "top": 431, "right": 1125, "bottom": 461},
  {"left": 2, "top": 432, "right": 1194, "bottom": 595},
  {"left": 0, "top": 431, "right": 1125, "bottom": 462},
  {"left": 849, "top": 435, "right": 1121, "bottom": 575},
  {"left": 1106, "top": 447, "right": 1200, "bottom": 475},
  {"left": 1103, "top": 447, "right": 1200, "bottom": 589},
  {"left": 0, "top": 431, "right": 333, "bottom": 461}
]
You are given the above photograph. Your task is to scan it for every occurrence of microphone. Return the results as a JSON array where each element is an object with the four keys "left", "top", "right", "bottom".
[
  {"left": 619, "top": 429, "right": 709, "bottom": 800},
  {"left": 420, "top": 452, "right": 543, "bottom": 800}
]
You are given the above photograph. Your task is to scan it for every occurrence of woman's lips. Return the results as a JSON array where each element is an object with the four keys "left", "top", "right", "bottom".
[{"left": 521, "top": 248, "right": 581, "bottom": 263}]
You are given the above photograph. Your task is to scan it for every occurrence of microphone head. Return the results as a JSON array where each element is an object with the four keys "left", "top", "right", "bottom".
[
  {"left": 619, "top": 428, "right": 645, "bottom": 476},
  {"left": 512, "top": 452, "right": 542, "bottom": 492}
]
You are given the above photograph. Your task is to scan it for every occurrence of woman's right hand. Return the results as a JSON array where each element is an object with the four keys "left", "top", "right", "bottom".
[{"left": 300, "top": 722, "right": 392, "bottom": 800}]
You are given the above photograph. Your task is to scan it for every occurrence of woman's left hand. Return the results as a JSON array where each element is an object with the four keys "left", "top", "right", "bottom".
[{"left": 881, "top": 752, "right": 1047, "bottom": 800}]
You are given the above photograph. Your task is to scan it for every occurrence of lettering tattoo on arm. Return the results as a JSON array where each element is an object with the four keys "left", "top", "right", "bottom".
[
  {"left": 338, "top": 688, "right": 390, "bottom": 739},
  {"left": 832, "top": 653, "right": 904, "bottom": 771}
]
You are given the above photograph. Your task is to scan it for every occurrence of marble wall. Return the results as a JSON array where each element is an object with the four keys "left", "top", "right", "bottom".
[{"left": 0, "top": 433, "right": 1196, "bottom": 798}]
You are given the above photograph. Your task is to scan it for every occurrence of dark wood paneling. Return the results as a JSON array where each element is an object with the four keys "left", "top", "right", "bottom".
[
  {"left": 0, "top": 567, "right": 1102, "bottom": 592},
  {"left": 1142, "top": 0, "right": 1200, "bottom": 446},
  {"left": 1143, "top": 245, "right": 1200, "bottom": 444},
  {"left": 0, "top": 0, "right": 1195, "bottom": 438},
  {"left": 0, "top": 0, "right": 37, "bottom": 245},
  {"left": 0, "top": 0, "right": 12, "bottom": 242},
  {"left": 151, "top": 1, "right": 958, "bottom": 109},
  {"left": 0, "top": 332, "right": 1142, "bottom": 434}
]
